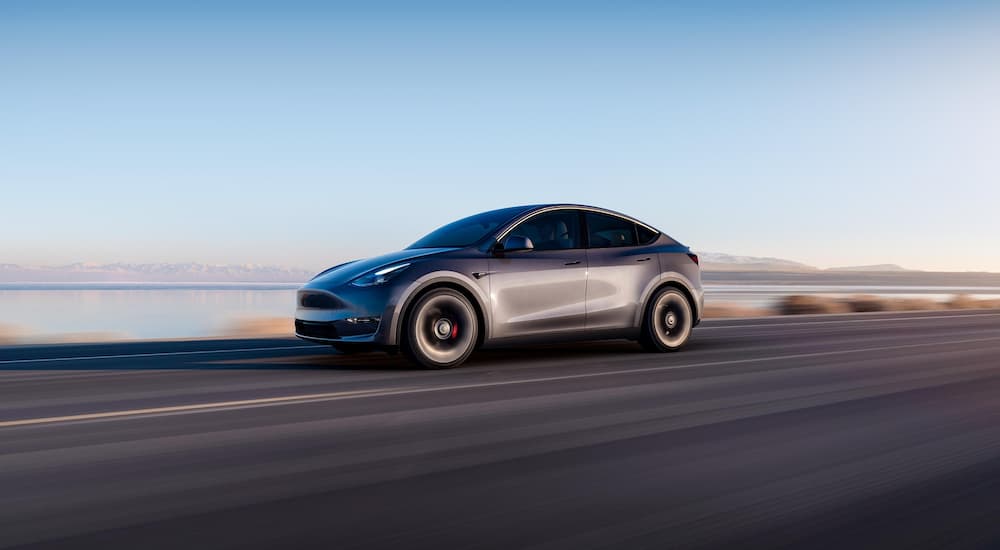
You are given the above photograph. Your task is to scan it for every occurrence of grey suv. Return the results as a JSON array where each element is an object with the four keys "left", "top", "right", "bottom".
[{"left": 296, "top": 204, "right": 703, "bottom": 368}]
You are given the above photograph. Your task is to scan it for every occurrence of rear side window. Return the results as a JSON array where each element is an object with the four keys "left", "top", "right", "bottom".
[{"left": 586, "top": 212, "right": 637, "bottom": 248}]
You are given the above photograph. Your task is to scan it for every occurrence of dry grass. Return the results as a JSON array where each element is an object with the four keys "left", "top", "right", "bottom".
[
  {"left": 4, "top": 295, "right": 999, "bottom": 346},
  {"left": 883, "top": 298, "right": 944, "bottom": 311},
  {"left": 702, "top": 303, "right": 774, "bottom": 319},
  {"left": 0, "top": 325, "right": 131, "bottom": 345},
  {"left": 0, "top": 317, "right": 294, "bottom": 346},
  {"left": 222, "top": 317, "right": 294, "bottom": 337},
  {"left": 776, "top": 294, "right": 1000, "bottom": 316},
  {"left": 0, "top": 323, "right": 30, "bottom": 345},
  {"left": 30, "top": 331, "right": 132, "bottom": 344},
  {"left": 947, "top": 294, "right": 1000, "bottom": 310},
  {"left": 776, "top": 295, "right": 851, "bottom": 315}
]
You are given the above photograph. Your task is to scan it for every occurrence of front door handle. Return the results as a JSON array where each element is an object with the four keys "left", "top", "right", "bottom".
[
  {"left": 564, "top": 260, "right": 582, "bottom": 266},
  {"left": 636, "top": 257, "right": 652, "bottom": 262}
]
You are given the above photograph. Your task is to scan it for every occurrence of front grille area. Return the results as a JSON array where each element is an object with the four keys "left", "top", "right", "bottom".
[
  {"left": 338, "top": 318, "right": 380, "bottom": 337},
  {"left": 295, "top": 320, "right": 339, "bottom": 340},
  {"left": 299, "top": 291, "right": 342, "bottom": 309},
  {"left": 296, "top": 319, "right": 380, "bottom": 340}
]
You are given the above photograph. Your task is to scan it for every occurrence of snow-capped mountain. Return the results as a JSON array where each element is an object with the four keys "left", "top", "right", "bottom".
[
  {"left": 696, "top": 252, "right": 818, "bottom": 272},
  {"left": 0, "top": 262, "right": 316, "bottom": 283},
  {"left": 827, "top": 264, "right": 912, "bottom": 272}
]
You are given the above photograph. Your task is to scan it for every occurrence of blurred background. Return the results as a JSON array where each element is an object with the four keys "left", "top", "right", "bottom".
[{"left": 3, "top": 0, "right": 999, "bottom": 343}]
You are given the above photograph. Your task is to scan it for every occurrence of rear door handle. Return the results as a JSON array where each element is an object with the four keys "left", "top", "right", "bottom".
[
  {"left": 564, "top": 260, "right": 582, "bottom": 266},
  {"left": 636, "top": 257, "right": 652, "bottom": 262}
]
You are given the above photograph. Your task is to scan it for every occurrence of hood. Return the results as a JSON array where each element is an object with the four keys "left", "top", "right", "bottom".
[{"left": 304, "top": 248, "right": 457, "bottom": 288}]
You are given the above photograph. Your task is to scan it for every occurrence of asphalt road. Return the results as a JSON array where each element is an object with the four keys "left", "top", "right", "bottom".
[{"left": 3, "top": 310, "right": 1000, "bottom": 549}]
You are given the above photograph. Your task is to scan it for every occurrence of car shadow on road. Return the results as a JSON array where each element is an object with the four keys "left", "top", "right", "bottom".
[
  {"left": 236, "top": 339, "right": 714, "bottom": 371},
  {"left": 0, "top": 338, "right": 713, "bottom": 372}
]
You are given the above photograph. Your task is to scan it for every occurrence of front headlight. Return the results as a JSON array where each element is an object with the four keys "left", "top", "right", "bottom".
[{"left": 350, "top": 263, "right": 411, "bottom": 287}]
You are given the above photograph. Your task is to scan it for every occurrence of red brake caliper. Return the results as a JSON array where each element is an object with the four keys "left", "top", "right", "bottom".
[{"left": 450, "top": 323, "right": 459, "bottom": 339}]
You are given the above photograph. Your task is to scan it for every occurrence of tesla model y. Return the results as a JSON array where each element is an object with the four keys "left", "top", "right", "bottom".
[{"left": 296, "top": 204, "right": 703, "bottom": 368}]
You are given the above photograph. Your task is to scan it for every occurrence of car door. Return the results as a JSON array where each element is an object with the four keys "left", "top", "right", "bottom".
[
  {"left": 487, "top": 209, "right": 588, "bottom": 339},
  {"left": 584, "top": 211, "right": 662, "bottom": 331}
]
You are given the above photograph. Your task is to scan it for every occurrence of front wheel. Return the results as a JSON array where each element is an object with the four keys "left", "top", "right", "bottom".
[
  {"left": 640, "top": 288, "right": 694, "bottom": 352},
  {"left": 402, "top": 288, "right": 479, "bottom": 369}
]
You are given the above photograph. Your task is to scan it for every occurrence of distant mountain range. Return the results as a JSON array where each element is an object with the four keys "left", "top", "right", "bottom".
[
  {"left": 696, "top": 253, "right": 913, "bottom": 273},
  {"left": 0, "top": 255, "right": 916, "bottom": 283},
  {"left": 0, "top": 263, "right": 315, "bottom": 283},
  {"left": 825, "top": 264, "right": 911, "bottom": 272},
  {"left": 697, "top": 252, "right": 818, "bottom": 272}
]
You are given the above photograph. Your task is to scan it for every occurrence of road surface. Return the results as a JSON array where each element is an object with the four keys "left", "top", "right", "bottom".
[{"left": 2, "top": 310, "right": 1000, "bottom": 549}]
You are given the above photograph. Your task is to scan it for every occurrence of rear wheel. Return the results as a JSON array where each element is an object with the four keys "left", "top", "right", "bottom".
[
  {"left": 402, "top": 288, "right": 478, "bottom": 369},
  {"left": 640, "top": 287, "right": 694, "bottom": 352}
]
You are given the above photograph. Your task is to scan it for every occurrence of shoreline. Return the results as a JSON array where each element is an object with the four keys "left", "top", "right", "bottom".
[{"left": 4, "top": 294, "right": 1000, "bottom": 347}]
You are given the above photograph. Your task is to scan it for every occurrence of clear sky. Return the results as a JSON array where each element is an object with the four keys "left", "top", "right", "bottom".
[{"left": 3, "top": 1, "right": 998, "bottom": 272}]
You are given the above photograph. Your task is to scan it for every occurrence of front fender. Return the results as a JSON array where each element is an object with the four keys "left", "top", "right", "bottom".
[{"left": 385, "top": 271, "right": 492, "bottom": 347}]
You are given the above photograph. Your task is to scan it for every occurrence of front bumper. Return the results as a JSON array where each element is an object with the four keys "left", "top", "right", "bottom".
[
  {"left": 295, "top": 318, "right": 381, "bottom": 343},
  {"left": 294, "top": 285, "right": 397, "bottom": 345}
]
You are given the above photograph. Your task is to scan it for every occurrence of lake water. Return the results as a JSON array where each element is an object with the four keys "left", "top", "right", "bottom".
[
  {"left": 1, "top": 282, "right": 999, "bottom": 342},
  {"left": 0, "top": 284, "right": 299, "bottom": 341}
]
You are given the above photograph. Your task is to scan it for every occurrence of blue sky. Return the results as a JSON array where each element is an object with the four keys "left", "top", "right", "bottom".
[{"left": 3, "top": 1, "right": 998, "bottom": 271}]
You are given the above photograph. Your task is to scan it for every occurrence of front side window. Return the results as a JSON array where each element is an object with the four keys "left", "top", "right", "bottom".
[
  {"left": 586, "top": 212, "right": 637, "bottom": 248},
  {"left": 506, "top": 210, "right": 581, "bottom": 251}
]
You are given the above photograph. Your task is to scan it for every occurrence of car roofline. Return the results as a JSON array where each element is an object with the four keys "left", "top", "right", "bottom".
[{"left": 491, "top": 204, "right": 663, "bottom": 244}]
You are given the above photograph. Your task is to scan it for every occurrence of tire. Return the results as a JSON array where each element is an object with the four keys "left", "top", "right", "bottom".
[
  {"left": 401, "top": 288, "right": 479, "bottom": 369},
  {"left": 639, "top": 287, "right": 694, "bottom": 352}
]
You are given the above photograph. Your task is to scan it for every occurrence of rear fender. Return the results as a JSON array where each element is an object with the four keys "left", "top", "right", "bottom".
[{"left": 634, "top": 272, "right": 702, "bottom": 327}]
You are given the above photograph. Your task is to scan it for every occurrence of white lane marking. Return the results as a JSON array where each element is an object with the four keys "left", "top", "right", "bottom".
[
  {"left": 0, "top": 345, "right": 328, "bottom": 365},
  {"left": 700, "top": 312, "right": 1000, "bottom": 330},
  {"left": 4, "top": 334, "right": 1000, "bottom": 429},
  {"left": 0, "top": 389, "right": 384, "bottom": 427},
  {"left": 0, "top": 370, "right": 183, "bottom": 383}
]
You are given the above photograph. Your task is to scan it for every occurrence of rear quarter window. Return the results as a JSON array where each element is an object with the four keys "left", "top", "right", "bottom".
[{"left": 636, "top": 224, "right": 659, "bottom": 245}]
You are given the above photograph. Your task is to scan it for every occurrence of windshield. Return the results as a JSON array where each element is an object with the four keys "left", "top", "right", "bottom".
[{"left": 408, "top": 206, "right": 534, "bottom": 249}]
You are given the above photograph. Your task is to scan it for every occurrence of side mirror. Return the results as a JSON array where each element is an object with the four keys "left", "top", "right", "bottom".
[{"left": 497, "top": 235, "right": 534, "bottom": 254}]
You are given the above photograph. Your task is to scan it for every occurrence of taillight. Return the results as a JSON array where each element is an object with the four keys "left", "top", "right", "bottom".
[{"left": 687, "top": 253, "right": 699, "bottom": 265}]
